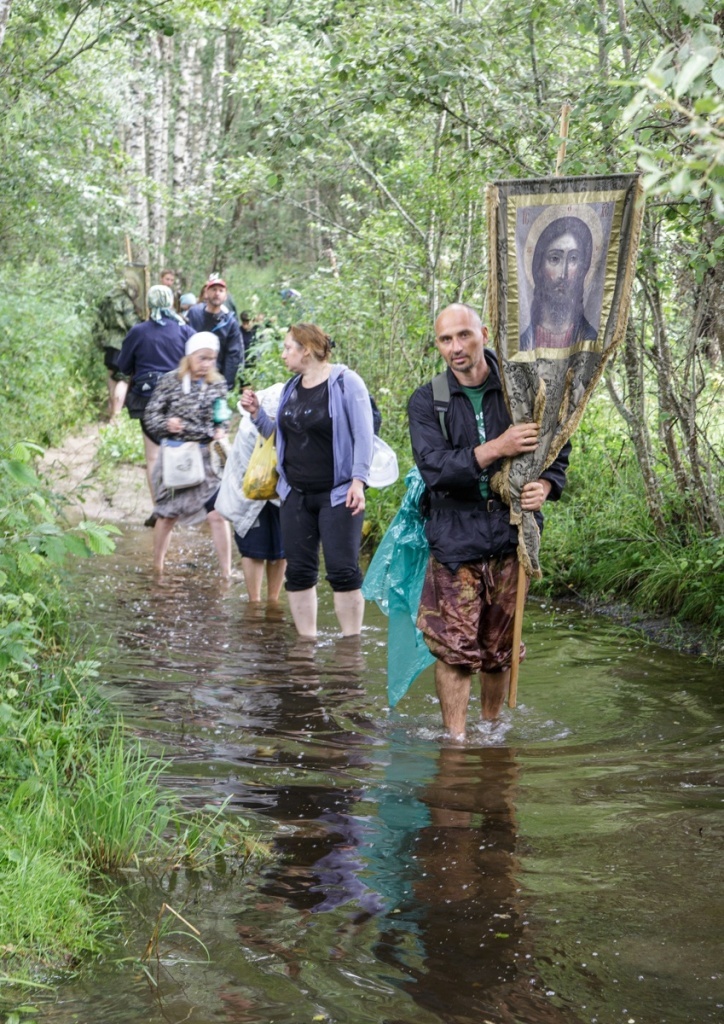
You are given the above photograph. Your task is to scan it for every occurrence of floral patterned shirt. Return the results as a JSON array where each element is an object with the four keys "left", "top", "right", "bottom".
[{"left": 143, "top": 370, "right": 228, "bottom": 443}]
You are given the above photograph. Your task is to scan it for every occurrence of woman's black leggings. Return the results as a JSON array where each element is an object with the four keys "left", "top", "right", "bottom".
[{"left": 280, "top": 489, "right": 364, "bottom": 592}]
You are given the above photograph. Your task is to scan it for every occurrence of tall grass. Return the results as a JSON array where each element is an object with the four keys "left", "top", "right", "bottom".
[
  {"left": 71, "top": 728, "right": 172, "bottom": 872},
  {"left": 535, "top": 395, "right": 723, "bottom": 654},
  {"left": 0, "top": 842, "right": 105, "bottom": 964},
  {"left": 0, "top": 445, "right": 268, "bottom": 976}
]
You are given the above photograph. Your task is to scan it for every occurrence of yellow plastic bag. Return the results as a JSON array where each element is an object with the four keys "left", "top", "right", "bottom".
[{"left": 242, "top": 431, "right": 279, "bottom": 500}]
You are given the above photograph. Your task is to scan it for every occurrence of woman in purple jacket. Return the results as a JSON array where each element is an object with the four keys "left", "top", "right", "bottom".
[{"left": 241, "top": 323, "right": 373, "bottom": 639}]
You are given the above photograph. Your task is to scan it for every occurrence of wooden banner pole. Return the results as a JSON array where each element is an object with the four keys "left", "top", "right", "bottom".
[
  {"left": 508, "top": 561, "right": 527, "bottom": 708},
  {"left": 555, "top": 101, "right": 572, "bottom": 177},
  {"left": 509, "top": 101, "right": 573, "bottom": 710}
]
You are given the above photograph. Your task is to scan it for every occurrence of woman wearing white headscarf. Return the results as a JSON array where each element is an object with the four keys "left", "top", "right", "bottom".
[
  {"left": 143, "top": 332, "right": 232, "bottom": 577},
  {"left": 116, "top": 284, "right": 194, "bottom": 503}
]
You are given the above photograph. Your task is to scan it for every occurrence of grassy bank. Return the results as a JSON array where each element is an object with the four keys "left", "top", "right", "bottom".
[
  {"left": 533, "top": 395, "right": 723, "bottom": 660},
  {"left": 0, "top": 443, "right": 267, "bottom": 986}
]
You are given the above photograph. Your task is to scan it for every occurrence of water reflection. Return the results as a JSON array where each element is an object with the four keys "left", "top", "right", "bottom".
[
  {"left": 24, "top": 527, "right": 722, "bottom": 1024},
  {"left": 367, "top": 744, "right": 577, "bottom": 1024}
]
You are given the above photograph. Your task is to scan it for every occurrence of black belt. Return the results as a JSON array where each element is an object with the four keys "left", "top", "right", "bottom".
[{"left": 429, "top": 496, "right": 508, "bottom": 512}]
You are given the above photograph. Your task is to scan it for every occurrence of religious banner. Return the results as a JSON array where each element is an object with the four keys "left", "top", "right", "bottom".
[
  {"left": 486, "top": 173, "right": 645, "bottom": 576},
  {"left": 122, "top": 261, "right": 148, "bottom": 321}
]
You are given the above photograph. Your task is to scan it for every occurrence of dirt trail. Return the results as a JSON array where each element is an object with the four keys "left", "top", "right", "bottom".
[{"left": 39, "top": 424, "right": 151, "bottom": 524}]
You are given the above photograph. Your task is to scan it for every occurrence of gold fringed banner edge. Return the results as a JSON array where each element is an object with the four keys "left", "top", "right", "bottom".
[{"left": 486, "top": 184, "right": 500, "bottom": 352}]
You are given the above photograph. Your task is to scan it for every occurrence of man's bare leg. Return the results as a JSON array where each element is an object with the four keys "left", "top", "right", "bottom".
[
  {"left": 142, "top": 434, "right": 159, "bottom": 502},
  {"left": 110, "top": 378, "right": 128, "bottom": 423},
  {"left": 480, "top": 669, "right": 510, "bottom": 721},
  {"left": 434, "top": 660, "right": 472, "bottom": 740}
]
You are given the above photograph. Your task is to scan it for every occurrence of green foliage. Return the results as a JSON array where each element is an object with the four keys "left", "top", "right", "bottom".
[
  {"left": 96, "top": 411, "right": 146, "bottom": 468},
  {"left": 0, "top": 842, "right": 104, "bottom": 965},
  {"left": 0, "top": 268, "right": 104, "bottom": 447},
  {"left": 169, "top": 798, "right": 273, "bottom": 873},
  {"left": 0, "top": 439, "right": 268, "bottom": 972},
  {"left": 70, "top": 728, "right": 172, "bottom": 872},
  {"left": 0, "top": 649, "right": 270, "bottom": 971},
  {"left": 623, "top": 18, "right": 724, "bottom": 214},
  {"left": 534, "top": 395, "right": 723, "bottom": 652},
  {"left": 0, "top": 442, "right": 119, "bottom": 673}
]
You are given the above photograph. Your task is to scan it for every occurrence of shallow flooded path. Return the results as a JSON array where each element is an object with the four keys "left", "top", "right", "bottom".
[{"left": 41, "top": 525, "right": 722, "bottom": 1024}]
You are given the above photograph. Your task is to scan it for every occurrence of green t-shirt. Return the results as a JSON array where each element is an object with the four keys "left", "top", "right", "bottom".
[{"left": 461, "top": 382, "right": 490, "bottom": 499}]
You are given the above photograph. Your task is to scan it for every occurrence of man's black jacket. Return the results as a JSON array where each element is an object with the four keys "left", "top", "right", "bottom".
[{"left": 407, "top": 349, "right": 570, "bottom": 568}]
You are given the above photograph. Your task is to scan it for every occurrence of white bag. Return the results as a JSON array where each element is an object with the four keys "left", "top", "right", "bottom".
[
  {"left": 367, "top": 436, "right": 399, "bottom": 488},
  {"left": 162, "top": 440, "right": 205, "bottom": 489}
]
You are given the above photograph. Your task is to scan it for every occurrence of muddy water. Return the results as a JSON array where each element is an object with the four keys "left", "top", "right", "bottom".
[{"left": 41, "top": 526, "right": 722, "bottom": 1023}]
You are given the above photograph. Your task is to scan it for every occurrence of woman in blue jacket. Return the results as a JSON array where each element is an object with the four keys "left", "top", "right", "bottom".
[{"left": 241, "top": 323, "right": 373, "bottom": 639}]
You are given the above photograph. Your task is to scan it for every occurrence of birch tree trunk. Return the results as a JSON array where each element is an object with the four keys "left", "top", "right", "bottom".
[
  {"left": 455, "top": 96, "right": 477, "bottom": 302},
  {"left": 189, "top": 36, "right": 206, "bottom": 186},
  {"left": 527, "top": 14, "right": 545, "bottom": 107},
  {"left": 172, "top": 39, "right": 196, "bottom": 201},
  {"left": 643, "top": 276, "right": 689, "bottom": 498},
  {"left": 148, "top": 32, "right": 172, "bottom": 268},
  {"left": 427, "top": 108, "right": 447, "bottom": 320},
  {"left": 605, "top": 323, "right": 666, "bottom": 536},
  {"left": 615, "top": 0, "right": 631, "bottom": 72},
  {"left": 597, "top": 0, "right": 609, "bottom": 76},
  {"left": 127, "top": 54, "right": 149, "bottom": 264},
  {"left": 203, "top": 32, "right": 226, "bottom": 193},
  {"left": 0, "top": 0, "right": 12, "bottom": 50}
]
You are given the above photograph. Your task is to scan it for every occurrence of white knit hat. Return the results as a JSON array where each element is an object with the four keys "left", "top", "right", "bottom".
[{"left": 186, "top": 331, "right": 220, "bottom": 356}]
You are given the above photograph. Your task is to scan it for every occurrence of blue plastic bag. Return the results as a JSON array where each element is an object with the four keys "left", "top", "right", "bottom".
[{"left": 362, "top": 467, "right": 435, "bottom": 707}]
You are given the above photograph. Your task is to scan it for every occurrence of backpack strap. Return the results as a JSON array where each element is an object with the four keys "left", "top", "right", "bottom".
[
  {"left": 431, "top": 370, "right": 450, "bottom": 442},
  {"left": 338, "top": 369, "right": 381, "bottom": 435}
]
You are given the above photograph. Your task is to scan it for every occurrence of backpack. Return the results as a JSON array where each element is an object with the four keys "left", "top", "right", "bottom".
[
  {"left": 337, "top": 371, "right": 382, "bottom": 435},
  {"left": 92, "top": 289, "right": 138, "bottom": 350},
  {"left": 431, "top": 370, "right": 450, "bottom": 441}
]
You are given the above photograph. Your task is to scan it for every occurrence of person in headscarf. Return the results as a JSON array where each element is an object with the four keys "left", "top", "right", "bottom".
[
  {"left": 179, "top": 293, "right": 197, "bottom": 321},
  {"left": 143, "top": 332, "right": 232, "bottom": 577},
  {"left": 116, "top": 285, "right": 195, "bottom": 508}
]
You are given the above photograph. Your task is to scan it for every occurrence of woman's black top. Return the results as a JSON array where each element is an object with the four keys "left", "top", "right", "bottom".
[{"left": 281, "top": 379, "right": 335, "bottom": 493}]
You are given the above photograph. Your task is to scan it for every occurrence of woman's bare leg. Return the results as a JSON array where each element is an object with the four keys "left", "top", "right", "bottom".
[
  {"left": 333, "top": 589, "right": 365, "bottom": 637},
  {"left": 207, "top": 509, "right": 232, "bottom": 577},
  {"left": 153, "top": 516, "right": 176, "bottom": 574},
  {"left": 242, "top": 557, "right": 265, "bottom": 601},
  {"left": 266, "top": 559, "right": 286, "bottom": 601},
  {"left": 287, "top": 587, "right": 318, "bottom": 638},
  {"left": 110, "top": 378, "right": 128, "bottom": 422}
]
